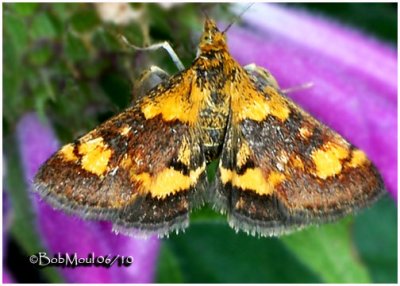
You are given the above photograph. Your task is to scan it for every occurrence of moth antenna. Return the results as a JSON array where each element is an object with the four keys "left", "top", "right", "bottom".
[
  {"left": 201, "top": 7, "right": 210, "bottom": 21},
  {"left": 223, "top": 3, "right": 254, "bottom": 34}
]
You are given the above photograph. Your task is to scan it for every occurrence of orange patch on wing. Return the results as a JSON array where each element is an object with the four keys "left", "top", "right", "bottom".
[
  {"left": 231, "top": 90, "right": 269, "bottom": 123},
  {"left": 347, "top": 149, "right": 368, "bottom": 168},
  {"left": 299, "top": 126, "right": 312, "bottom": 139},
  {"left": 220, "top": 167, "right": 285, "bottom": 196},
  {"left": 140, "top": 72, "right": 208, "bottom": 125},
  {"left": 268, "top": 171, "right": 286, "bottom": 189},
  {"left": 120, "top": 155, "right": 133, "bottom": 169},
  {"left": 237, "top": 142, "right": 252, "bottom": 168},
  {"left": 264, "top": 86, "right": 291, "bottom": 122},
  {"left": 111, "top": 193, "right": 138, "bottom": 208},
  {"left": 178, "top": 138, "right": 191, "bottom": 166},
  {"left": 60, "top": 144, "right": 78, "bottom": 162},
  {"left": 311, "top": 142, "right": 349, "bottom": 179},
  {"left": 119, "top": 125, "right": 132, "bottom": 136},
  {"left": 290, "top": 155, "right": 305, "bottom": 170},
  {"left": 78, "top": 137, "right": 112, "bottom": 176},
  {"left": 133, "top": 164, "right": 206, "bottom": 199},
  {"left": 231, "top": 78, "right": 290, "bottom": 123}
]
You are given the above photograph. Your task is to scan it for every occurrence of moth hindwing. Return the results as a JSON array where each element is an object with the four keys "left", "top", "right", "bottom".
[{"left": 34, "top": 19, "right": 385, "bottom": 238}]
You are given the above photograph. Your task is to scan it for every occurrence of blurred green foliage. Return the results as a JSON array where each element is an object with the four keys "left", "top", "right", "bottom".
[
  {"left": 4, "top": 3, "right": 228, "bottom": 140},
  {"left": 3, "top": 3, "right": 397, "bottom": 283},
  {"left": 156, "top": 197, "right": 396, "bottom": 283}
]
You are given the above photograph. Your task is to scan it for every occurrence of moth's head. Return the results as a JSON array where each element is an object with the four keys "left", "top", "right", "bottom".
[{"left": 198, "top": 18, "right": 228, "bottom": 54}]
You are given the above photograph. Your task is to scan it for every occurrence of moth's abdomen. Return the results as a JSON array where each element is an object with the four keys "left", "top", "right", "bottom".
[{"left": 200, "top": 121, "right": 227, "bottom": 163}]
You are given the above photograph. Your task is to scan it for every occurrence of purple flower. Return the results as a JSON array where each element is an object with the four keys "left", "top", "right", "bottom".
[
  {"left": 2, "top": 270, "right": 14, "bottom": 284},
  {"left": 229, "top": 3, "right": 397, "bottom": 199},
  {"left": 17, "top": 113, "right": 160, "bottom": 283}
]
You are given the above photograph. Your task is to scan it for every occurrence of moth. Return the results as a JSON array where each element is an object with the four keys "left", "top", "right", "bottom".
[{"left": 34, "top": 18, "right": 385, "bottom": 237}]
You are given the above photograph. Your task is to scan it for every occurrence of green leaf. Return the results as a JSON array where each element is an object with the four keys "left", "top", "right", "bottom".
[
  {"left": 11, "top": 3, "right": 39, "bottom": 16},
  {"left": 31, "top": 12, "right": 57, "bottom": 39},
  {"left": 146, "top": 4, "right": 173, "bottom": 41},
  {"left": 156, "top": 243, "right": 184, "bottom": 283},
  {"left": 4, "top": 12, "right": 30, "bottom": 56},
  {"left": 3, "top": 37, "right": 23, "bottom": 124},
  {"left": 34, "top": 91, "right": 51, "bottom": 122},
  {"left": 166, "top": 223, "right": 320, "bottom": 283},
  {"left": 354, "top": 196, "right": 397, "bottom": 283},
  {"left": 28, "top": 44, "right": 53, "bottom": 66},
  {"left": 281, "top": 218, "right": 371, "bottom": 283},
  {"left": 206, "top": 159, "right": 218, "bottom": 181},
  {"left": 51, "top": 3, "right": 75, "bottom": 22},
  {"left": 190, "top": 206, "right": 225, "bottom": 223},
  {"left": 65, "top": 31, "right": 89, "bottom": 61},
  {"left": 99, "top": 73, "right": 131, "bottom": 109},
  {"left": 5, "top": 137, "right": 39, "bottom": 255},
  {"left": 70, "top": 8, "right": 100, "bottom": 33},
  {"left": 92, "top": 29, "right": 121, "bottom": 52}
]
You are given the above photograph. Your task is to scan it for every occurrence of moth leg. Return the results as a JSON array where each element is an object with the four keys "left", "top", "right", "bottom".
[
  {"left": 244, "top": 63, "right": 313, "bottom": 94},
  {"left": 133, "top": 65, "right": 170, "bottom": 101},
  {"left": 281, "top": 82, "right": 314, "bottom": 94},
  {"left": 244, "top": 63, "right": 280, "bottom": 89},
  {"left": 120, "top": 35, "right": 185, "bottom": 71}
]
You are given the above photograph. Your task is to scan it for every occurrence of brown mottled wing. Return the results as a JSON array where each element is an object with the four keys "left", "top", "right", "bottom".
[
  {"left": 34, "top": 70, "right": 207, "bottom": 237},
  {"left": 214, "top": 65, "right": 385, "bottom": 237}
]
